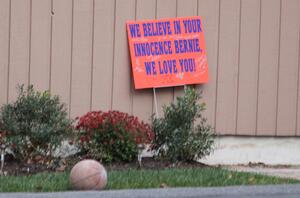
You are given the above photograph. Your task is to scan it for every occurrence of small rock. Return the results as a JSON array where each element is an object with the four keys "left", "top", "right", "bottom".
[
  {"left": 56, "top": 165, "right": 67, "bottom": 172},
  {"left": 248, "top": 176, "right": 255, "bottom": 183},
  {"left": 61, "top": 158, "right": 67, "bottom": 165},
  {"left": 0, "top": 171, "right": 7, "bottom": 176},
  {"left": 34, "top": 155, "right": 43, "bottom": 162},
  {"left": 26, "top": 159, "right": 33, "bottom": 164},
  {"left": 160, "top": 183, "right": 168, "bottom": 188}
]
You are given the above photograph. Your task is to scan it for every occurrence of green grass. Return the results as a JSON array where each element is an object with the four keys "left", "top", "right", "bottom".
[{"left": 0, "top": 168, "right": 299, "bottom": 192}]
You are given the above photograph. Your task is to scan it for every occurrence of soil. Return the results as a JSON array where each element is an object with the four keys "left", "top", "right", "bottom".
[
  {"left": 1, "top": 154, "right": 209, "bottom": 176},
  {"left": 105, "top": 157, "right": 209, "bottom": 171}
]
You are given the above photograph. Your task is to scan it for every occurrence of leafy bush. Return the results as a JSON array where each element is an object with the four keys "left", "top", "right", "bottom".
[
  {"left": 75, "top": 110, "right": 154, "bottom": 163},
  {"left": 0, "top": 85, "right": 72, "bottom": 163},
  {"left": 76, "top": 111, "right": 153, "bottom": 162},
  {"left": 151, "top": 87, "right": 215, "bottom": 162}
]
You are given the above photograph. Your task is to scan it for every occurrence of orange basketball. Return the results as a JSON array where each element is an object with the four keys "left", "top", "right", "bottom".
[{"left": 70, "top": 159, "right": 107, "bottom": 190}]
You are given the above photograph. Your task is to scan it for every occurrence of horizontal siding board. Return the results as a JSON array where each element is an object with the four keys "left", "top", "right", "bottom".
[
  {"left": 0, "top": 0, "right": 10, "bottom": 105},
  {"left": 178, "top": 0, "right": 198, "bottom": 16},
  {"left": 298, "top": 29, "right": 300, "bottom": 137},
  {"left": 215, "top": 0, "right": 240, "bottom": 135},
  {"left": 30, "top": 0, "right": 51, "bottom": 91},
  {"left": 155, "top": 0, "right": 176, "bottom": 117},
  {"left": 197, "top": 0, "right": 219, "bottom": 129},
  {"left": 236, "top": 0, "right": 260, "bottom": 135},
  {"left": 132, "top": 0, "right": 156, "bottom": 122},
  {"left": 112, "top": 0, "right": 135, "bottom": 113},
  {"left": 91, "top": 0, "right": 115, "bottom": 111},
  {"left": 8, "top": 0, "right": 31, "bottom": 101},
  {"left": 256, "top": 0, "right": 281, "bottom": 136},
  {"left": 298, "top": 0, "right": 300, "bottom": 136},
  {"left": 1, "top": 0, "right": 300, "bottom": 136},
  {"left": 51, "top": 0, "right": 73, "bottom": 106},
  {"left": 70, "top": 0, "right": 93, "bottom": 117},
  {"left": 174, "top": 0, "right": 198, "bottom": 99},
  {"left": 276, "top": 0, "right": 300, "bottom": 136}
]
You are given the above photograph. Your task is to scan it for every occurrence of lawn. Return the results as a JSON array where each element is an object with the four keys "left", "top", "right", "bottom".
[{"left": 0, "top": 167, "right": 299, "bottom": 192}]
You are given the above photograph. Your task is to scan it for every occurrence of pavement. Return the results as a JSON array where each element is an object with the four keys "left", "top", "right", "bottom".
[
  {"left": 0, "top": 185, "right": 300, "bottom": 198},
  {"left": 225, "top": 165, "right": 300, "bottom": 180}
]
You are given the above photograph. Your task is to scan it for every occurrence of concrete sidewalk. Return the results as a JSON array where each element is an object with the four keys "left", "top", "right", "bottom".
[
  {"left": 1, "top": 185, "right": 300, "bottom": 198},
  {"left": 226, "top": 165, "right": 300, "bottom": 180}
]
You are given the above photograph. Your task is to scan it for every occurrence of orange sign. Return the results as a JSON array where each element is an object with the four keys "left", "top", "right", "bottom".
[{"left": 126, "top": 16, "right": 208, "bottom": 89}]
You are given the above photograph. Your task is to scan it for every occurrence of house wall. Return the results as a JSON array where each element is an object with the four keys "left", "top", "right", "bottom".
[{"left": 0, "top": 0, "right": 300, "bottom": 136}]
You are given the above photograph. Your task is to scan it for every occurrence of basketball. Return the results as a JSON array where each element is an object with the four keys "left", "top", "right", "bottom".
[{"left": 70, "top": 159, "right": 107, "bottom": 190}]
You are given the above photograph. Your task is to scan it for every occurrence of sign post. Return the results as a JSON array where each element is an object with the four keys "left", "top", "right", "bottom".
[{"left": 153, "top": 88, "right": 159, "bottom": 118}]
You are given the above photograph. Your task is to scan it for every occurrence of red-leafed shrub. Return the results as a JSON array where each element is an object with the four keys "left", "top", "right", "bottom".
[{"left": 75, "top": 110, "right": 154, "bottom": 162}]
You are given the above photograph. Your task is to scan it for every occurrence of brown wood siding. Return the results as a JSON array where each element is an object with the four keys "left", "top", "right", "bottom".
[
  {"left": 0, "top": 0, "right": 299, "bottom": 136},
  {"left": 236, "top": 0, "right": 260, "bottom": 136},
  {"left": 256, "top": 0, "right": 281, "bottom": 136}
]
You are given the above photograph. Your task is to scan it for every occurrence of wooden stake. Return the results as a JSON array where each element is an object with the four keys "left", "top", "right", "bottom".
[{"left": 153, "top": 88, "right": 159, "bottom": 118}]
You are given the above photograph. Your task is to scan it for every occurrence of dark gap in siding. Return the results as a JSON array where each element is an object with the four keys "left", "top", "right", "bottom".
[
  {"left": 68, "top": 0, "right": 75, "bottom": 118},
  {"left": 49, "top": 0, "right": 54, "bottom": 92},
  {"left": 7, "top": 0, "right": 12, "bottom": 103},
  {"left": 255, "top": 0, "right": 262, "bottom": 136},
  {"left": 131, "top": 0, "right": 138, "bottom": 115},
  {"left": 196, "top": 0, "right": 199, "bottom": 16},
  {"left": 214, "top": 0, "right": 221, "bottom": 133},
  {"left": 28, "top": 0, "right": 33, "bottom": 87},
  {"left": 152, "top": 0, "right": 157, "bottom": 116},
  {"left": 90, "top": 0, "right": 95, "bottom": 111},
  {"left": 110, "top": 0, "right": 117, "bottom": 110},
  {"left": 173, "top": 0, "right": 178, "bottom": 103},
  {"left": 295, "top": 0, "right": 300, "bottom": 136},
  {"left": 275, "top": 0, "right": 283, "bottom": 136},
  {"left": 235, "top": 0, "right": 242, "bottom": 135}
]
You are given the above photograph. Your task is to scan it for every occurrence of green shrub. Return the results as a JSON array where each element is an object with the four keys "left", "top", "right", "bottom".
[
  {"left": 75, "top": 111, "right": 154, "bottom": 163},
  {"left": 0, "top": 85, "right": 72, "bottom": 163},
  {"left": 151, "top": 87, "right": 215, "bottom": 162}
]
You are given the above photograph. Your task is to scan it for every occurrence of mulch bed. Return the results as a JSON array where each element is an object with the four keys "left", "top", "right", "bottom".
[
  {"left": 1, "top": 154, "right": 209, "bottom": 176},
  {"left": 105, "top": 157, "right": 209, "bottom": 171}
]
